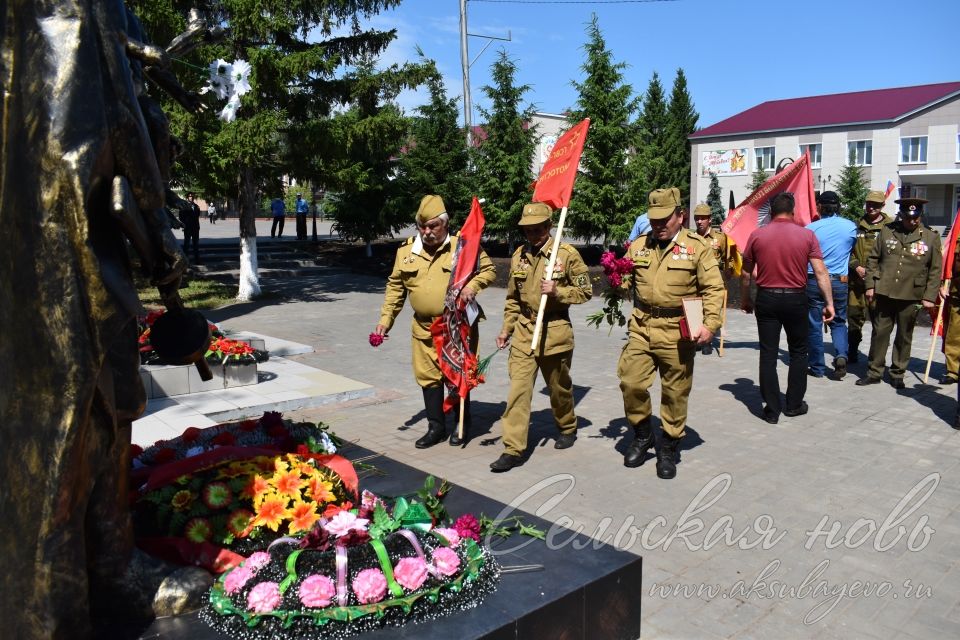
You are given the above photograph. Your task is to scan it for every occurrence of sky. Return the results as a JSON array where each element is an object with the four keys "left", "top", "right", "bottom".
[{"left": 367, "top": 0, "right": 959, "bottom": 130}]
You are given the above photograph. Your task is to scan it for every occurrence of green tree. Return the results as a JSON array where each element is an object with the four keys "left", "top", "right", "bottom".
[
  {"left": 706, "top": 172, "right": 724, "bottom": 225},
  {"left": 565, "top": 14, "right": 639, "bottom": 244},
  {"left": 663, "top": 68, "right": 699, "bottom": 198},
  {"left": 747, "top": 164, "right": 769, "bottom": 193},
  {"left": 628, "top": 71, "right": 669, "bottom": 212},
  {"left": 325, "top": 58, "right": 433, "bottom": 256},
  {"left": 473, "top": 50, "right": 537, "bottom": 241},
  {"left": 132, "top": 0, "right": 427, "bottom": 300},
  {"left": 835, "top": 149, "right": 869, "bottom": 221},
  {"left": 393, "top": 63, "right": 473, "bottom": 226}
]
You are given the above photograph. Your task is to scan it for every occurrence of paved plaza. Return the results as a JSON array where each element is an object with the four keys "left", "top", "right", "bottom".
[{"left": 138, "top": 260, "right": 960, "bottom": 639}]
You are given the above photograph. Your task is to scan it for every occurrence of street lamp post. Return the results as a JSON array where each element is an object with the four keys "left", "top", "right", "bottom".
[{"left": 820, "top": 174, "right": 831, "bottom": 192}]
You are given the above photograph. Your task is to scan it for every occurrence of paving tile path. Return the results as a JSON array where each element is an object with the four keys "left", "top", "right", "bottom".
[{"left": 196, "top": 268, "right": 960, "bottom": 640}]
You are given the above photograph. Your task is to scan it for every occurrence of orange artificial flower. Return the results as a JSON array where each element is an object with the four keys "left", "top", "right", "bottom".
[
  {"left": 243, "top": 474, "right": 271, "bottom": 500},
  {"left": 273, "top": 468, "right": 303, "bottom": 498},
  {"left": 287, "top": 501, "right": 320, "bottom": 534},
  {"left": 252, "top": 495, "right": 289, "bottom": 532}
]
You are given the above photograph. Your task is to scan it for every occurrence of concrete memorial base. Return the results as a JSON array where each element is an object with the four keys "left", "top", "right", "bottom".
[{"left": 98, "top": 448, "right": 643, "bottom": 640}]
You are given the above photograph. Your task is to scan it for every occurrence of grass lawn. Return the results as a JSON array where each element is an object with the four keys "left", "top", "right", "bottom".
[{"left": 137, "top": 277, "right": 237, "bottom": 310}]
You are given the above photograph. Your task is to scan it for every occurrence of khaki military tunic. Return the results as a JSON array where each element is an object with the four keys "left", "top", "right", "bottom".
[
  {"left": 379, "top": 233, "right": 496, "bottom": 387},
  {"left": 863, "top": 222, "right": 942, "bottom": 380},
  {"left": 499, "top": 241, "right": 592, "bottom": 457},
  {"left": 701, "top": 228, "right": 730, "bottom": 273},
  {"left": 847, "top": 214, "right": 891, "bottom": 357},
  {"left": 618, "top": 229, "right": 725, "bottom": 439}
]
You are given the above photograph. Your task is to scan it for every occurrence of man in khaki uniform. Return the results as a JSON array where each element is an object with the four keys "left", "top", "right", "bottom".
[
  {"left": 940, "top": 234, "right": 960, "bottom": 384},
  {"left": 693, "top": 203, "right": 729, "bottom": 355},
  {"left": 857, "top": 197, "right": 942, "bottom": 389},
  {"left": 375, "top": 195, "right": 496, "bottom": 447},
  {"left": 490, "top": 202, "right": 592, "bottom": 472},
  {"left": 848, "top": 190, "right": 892, "bottom": 363},
  {"left": 620, "top": 189, "right": 725, "bottom": 479}
]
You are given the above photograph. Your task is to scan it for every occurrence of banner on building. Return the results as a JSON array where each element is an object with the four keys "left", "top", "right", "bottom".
[{"left": 701, "top": 148, "right": 749, "bottom": 177}]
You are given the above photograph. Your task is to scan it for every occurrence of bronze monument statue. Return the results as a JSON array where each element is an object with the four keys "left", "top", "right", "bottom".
[{"left": 0, "top": 1, "right": 219, "bottom": 637}]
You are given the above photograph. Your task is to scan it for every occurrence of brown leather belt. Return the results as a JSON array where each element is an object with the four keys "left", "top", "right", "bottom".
[{"left": 636, "top": 300, "right": 683, "bottom": 318}]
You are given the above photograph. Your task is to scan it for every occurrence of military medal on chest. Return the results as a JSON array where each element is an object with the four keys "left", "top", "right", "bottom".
[
  {"left": 911, "top": 241, "right": 928, "bottom": 256},
  {"left": 672, "top": 244, "right": 695, "bottom": 261}
]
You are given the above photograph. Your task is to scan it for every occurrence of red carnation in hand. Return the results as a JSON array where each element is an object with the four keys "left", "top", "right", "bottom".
[{"left": 369, "top": 332, "right": 384, "bottom": 347}]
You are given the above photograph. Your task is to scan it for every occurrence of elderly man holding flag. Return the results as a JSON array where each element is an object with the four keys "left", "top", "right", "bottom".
[{"left": 374, "top": 195, "right": 496, "bottom": 448}]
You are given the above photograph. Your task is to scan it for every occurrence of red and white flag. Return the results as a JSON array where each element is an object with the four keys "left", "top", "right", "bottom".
[{"left": 721, "top": 151, "right": 818, "bottom": 249}]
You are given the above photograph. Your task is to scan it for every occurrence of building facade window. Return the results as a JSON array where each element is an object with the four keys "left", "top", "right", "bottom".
[
  {"left": 901, "top": 184, "right": 928, "bottom": 200},
  {"left": 755, "top": 146, "right": 776, "bottom": 171},
  {"left": 900, "top": 136, "right": 928, "bottom": 164},
  {"left": 847, "top": 140, "right": 873, "bottom": 166},
  {"left": 799, "top": 143, "right": 822, "bottom": 168}
]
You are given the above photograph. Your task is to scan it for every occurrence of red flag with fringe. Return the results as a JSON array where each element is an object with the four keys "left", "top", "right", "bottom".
[
  {"left": 431, "top": 198, "right": 485, "bottom": 412},
  {"left": 532, "top": 118, "right": 590, "bottom": 209},
  {"left": 721, "top": 151, "right": 818, "bottom": 249}
]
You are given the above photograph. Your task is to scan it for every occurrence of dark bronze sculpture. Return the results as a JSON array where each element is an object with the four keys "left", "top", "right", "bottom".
[{"left": 0, "top": 2, "right": 217, "bottom": 637}]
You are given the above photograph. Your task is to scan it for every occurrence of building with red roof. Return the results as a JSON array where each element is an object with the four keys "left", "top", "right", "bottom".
[{"left": 689, "top": 82, "right": 960, "bottom": 225}]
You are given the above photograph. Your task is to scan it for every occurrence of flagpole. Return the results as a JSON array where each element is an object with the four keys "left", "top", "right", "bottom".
[
  {"left": 529, "top": 206, "right": 568, "bottom": 353},
  {"left": 924, "top": 280, "right": 949, "bottom": 383},
  {"left": 457, "top": 396, "right": 466, "bottom": 445},
  {"left": 718, "top": 287, "right": 728, "bottom": 357}
]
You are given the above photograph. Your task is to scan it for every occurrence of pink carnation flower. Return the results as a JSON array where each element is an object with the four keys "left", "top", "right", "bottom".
[
  {"left": 299, "top": 574, "right": 336, "bottom": 608},
  {"left": 454, "top": 513, "right": 481, "bottom": 541},
  {"left": 224, "top": 565, "right": 254, "bottom": 594},
  {"left": 353, "top": 568, "right": 387, "bottom": 604},
  {"left": 393, "top": 557, "right": 428, "bottom": 591},
  {"left": 369, "top": 333, "right": 384, "bottom": 347},
  {"left": 324, "top": 511, "right": 369, "bottom": 538},
  {"left": 431, "top": 547, "right": 461, "bottom": 576},
  {"left": 433, "top": 527, "right": 461, "bottom": 548},
  {"left": 247, "top": 581, "right": 281, "bottom": 613},
  {"left": 244, "top": 551, "right": 271, "bottom": 573}
]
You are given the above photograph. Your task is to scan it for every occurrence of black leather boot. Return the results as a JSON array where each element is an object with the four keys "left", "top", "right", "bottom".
[
  {"left": 449, "top": 393, "right": 471, "bottom": 446},
  {"left": 656, "top": 436, "right": 681, "bottom": 479},
  {"left": 623, "top": 420, "right": 654, "bottom": 468},
  {"left": 415, "top": 386, "right": 447, "bottom": 449}
]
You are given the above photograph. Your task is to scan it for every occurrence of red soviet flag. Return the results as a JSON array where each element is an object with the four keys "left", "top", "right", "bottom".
[
  {"left": 721, "top": 151, "right": 818, "bottom": 249},
  {"left": 431, "top": 198, "right": 486, "bottom": 412},
  {"left": 532, "top": 118, "right": 590, "bottom": 209}
]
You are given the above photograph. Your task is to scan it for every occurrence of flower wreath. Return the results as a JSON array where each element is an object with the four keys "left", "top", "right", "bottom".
[{"left": 200, "top": 491, "right": 500, "bottom": 639}]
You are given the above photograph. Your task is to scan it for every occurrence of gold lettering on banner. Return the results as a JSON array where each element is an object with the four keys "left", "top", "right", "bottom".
[{"left": 541, "top": 161, "right": 571, "bottom": 181}]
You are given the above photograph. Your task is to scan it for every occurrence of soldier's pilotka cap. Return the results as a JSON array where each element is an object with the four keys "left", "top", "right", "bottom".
[
  {"left": 647, "top": 187, "right": 682, "bottom": 220},
  {"left": 416, "top": 195, "right": 446, "bottom": 224},
  {"left": 693, "top": 203, "right": 711, "bottom": 217},
  {"left": 866, "top": 190, "right": 886, "bottom": 204},
  {"left": 895, "top": 197, "right": 928, "bottom": 217},
  {"left": 518, "top": 202, "right": 552, "bottom": 226}
]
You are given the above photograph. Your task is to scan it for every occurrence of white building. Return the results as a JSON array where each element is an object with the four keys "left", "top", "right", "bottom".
[{"left": 689, "top": 82, "right": 960, "bottom": 226}]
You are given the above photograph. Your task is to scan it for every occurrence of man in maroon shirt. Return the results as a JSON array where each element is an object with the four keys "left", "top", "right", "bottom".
[{"left": 740, "top": 192, "right": 835, "bottom": 423}]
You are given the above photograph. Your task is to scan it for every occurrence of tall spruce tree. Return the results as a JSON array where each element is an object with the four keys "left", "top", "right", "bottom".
[
  {"left": 393, "top": 66, "right": 473, "bottom": 226},
  {"left": 664, "top": 69, "right": 699, "bottom": 198},
  {"left": 566, "top": 14, "right": 639, "bottom": 244},
  {"left": 132, "top": 0, "right": 429, "bottom": 300},
  {"left": 629, "top": 72, "right": 669, "bottom": 212},
  {"left": 325, "top": 58, "right": 433, "bottom": 256},
  {"left": 706, "top": 172, "right": 724, "bottom": 225},
  {"left": 748, "top": 164, "right": 769, "bottom": 193},
  {"left": 835, "top": 149, "right": 869, "bottom": 221},
  {"left": 473, "top": 50, "right": 537, "bottom": 241}
]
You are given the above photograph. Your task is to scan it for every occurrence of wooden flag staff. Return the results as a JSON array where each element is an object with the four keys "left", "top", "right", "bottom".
[
  {"left": 924, "top": 280, "right": 949, "bottom": 383},
  {"left": 529, "top": 206, "right": 569, "bottom": 353},
  {"left": 718, "top": 288, "right": 728, "bottom": 357}
]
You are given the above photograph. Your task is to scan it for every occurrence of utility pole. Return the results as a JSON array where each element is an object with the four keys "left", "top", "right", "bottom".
[
  {"left": 459, "top": 0, "right": 472, "bottom": 148},
  {"left": 459, "top": 0, "right": 511, "bottom": 150}
]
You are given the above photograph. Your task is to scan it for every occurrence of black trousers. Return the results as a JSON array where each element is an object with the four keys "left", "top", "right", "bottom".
[
  {"left": 182, "top": 227, "right": 199, "bottom": 263},
  {"left": 271, "top": 216, "right": 285, "bottom": 237},
  {"left": 755, "top": 289, "right": 809, "bottom": 413}
]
